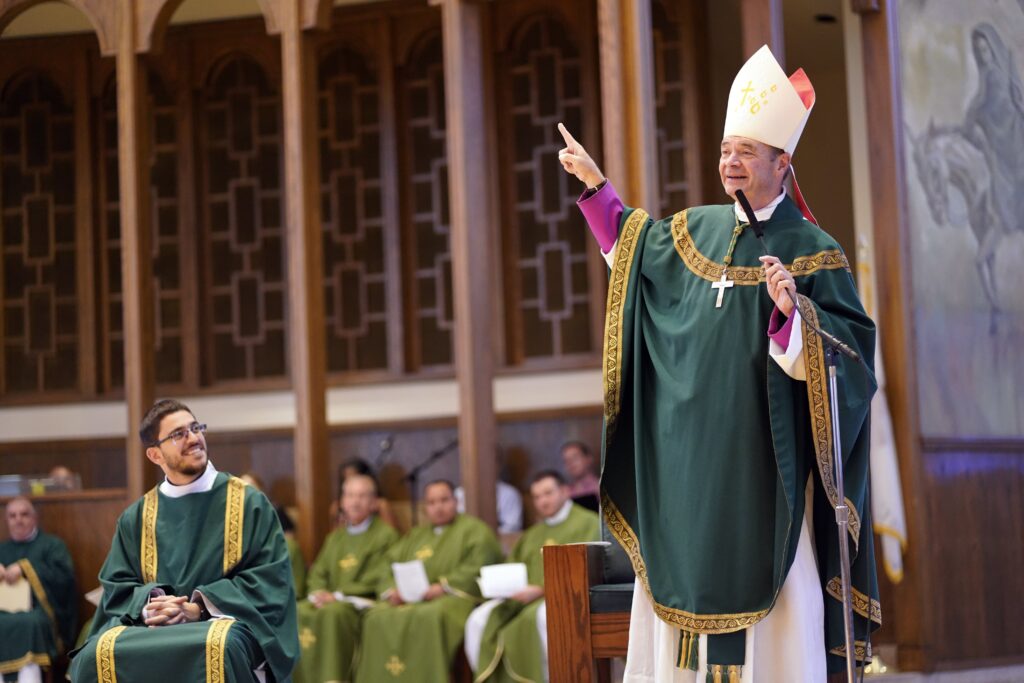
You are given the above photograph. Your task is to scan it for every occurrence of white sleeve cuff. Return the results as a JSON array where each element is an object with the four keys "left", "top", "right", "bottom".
[
  {"left": 601, "top": 241, "right": 618, "bottom": 269},
  {"left": 191, "top": 589, "right": 235, "bottom": 621},
  {"left": 769, "top": 309, "right": 807, "bottom": 381}
]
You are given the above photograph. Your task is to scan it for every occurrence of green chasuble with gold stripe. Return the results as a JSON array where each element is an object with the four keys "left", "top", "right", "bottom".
[
  {"left": 473, "top": 503, "right": 599, "bottom": 683},
  {"left": 356, "top": 514, "right": 502, "bottom": 683},
  {"left": 0, "top": 532, "right": 77, "bottom": 681},
  {"left": 69, "top": 472, "right": 299, "bottom": 683},
  {"left": 294, "top": 516, "right": 398, "bottom": 683},
  {"left": 601, "top": 197, "right": 881, "bottom": 673}
]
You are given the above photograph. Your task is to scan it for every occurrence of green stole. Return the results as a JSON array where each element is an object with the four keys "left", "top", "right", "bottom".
[
  {"left": 294, "top": 516, "right": 398, "bottom": 683},
  {"left": 0, "top": 532, "right": 77, "bottom": 680},
  {"left": 70, "top": 472, "right": 298, "bottom": 683},
  {"left": 357, "top": 514, "right": 502, "bottom": 683},
  {"left": 473, "top": 503, "right": 600, "bottom": 683},
  {"left": 601, "top": 198, "right": 881, "bottom": 674}
]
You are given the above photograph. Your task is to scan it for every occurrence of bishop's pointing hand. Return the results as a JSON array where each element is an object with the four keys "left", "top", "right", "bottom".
[{"left": 557, "top": 123, "right": 605, "bottom": 189}]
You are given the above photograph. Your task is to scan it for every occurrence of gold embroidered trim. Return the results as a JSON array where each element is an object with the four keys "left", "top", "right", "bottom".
[
  {"left": 96, "top": 625, "right": 127, "bottom": 683},
  {"left": 602, "top": 493, "right": 770, "bottom": 632},
  {"left": 223, "top": 477, "right": 247, "bottom": 575},
  {"left": 798, "top": 296, "right": 861, "bottom": 547},
  {"left": 0, "top": 652, "right": 50, "bottom": 675},
  {"left": 473, "top": 630, "right": 505, "bottom": 683},
  {"left": 829, "top": 640, "right": 872, "bottom": 661},
  {"left": 602, "top": 208, "right": 649, "bottom": 436},
  {"left": 439, "top": 576, "right": 477, "bottom": 602},
  {"left": 501, "top": 652, "right": 537, "bottom": 683},
  {"left": 708, "top": 665, "right": 742, "bottom": 683},
  {"left": 825, "top": 577, "right": 882, "bottom": 624},
  {"left": 19, "top": 559, "right": 64, "bottom": 651},
  {"left": 670, "top": 210, "right": 850, "bottom": 284},
  {"left": 205, "top": 619, "right": 235, "bottom": 683},
  {"left": 141, "top": 487, "right": 159, "bottom": 583}
]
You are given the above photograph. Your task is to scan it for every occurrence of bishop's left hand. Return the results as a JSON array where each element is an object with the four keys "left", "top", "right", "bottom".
[{"left": 760, "top": 256, "right": 796, "bottom": 317}]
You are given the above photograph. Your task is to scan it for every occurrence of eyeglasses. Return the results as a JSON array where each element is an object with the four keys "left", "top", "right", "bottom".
[{"left": 151, "top": 422, "right": 207, "bottom": 448}]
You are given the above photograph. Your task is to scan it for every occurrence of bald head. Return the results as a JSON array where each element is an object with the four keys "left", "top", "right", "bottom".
[{"left": 6, "top": 497, "right": 37, "bottom": 542}]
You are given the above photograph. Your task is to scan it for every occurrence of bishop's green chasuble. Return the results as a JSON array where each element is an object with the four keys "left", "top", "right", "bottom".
[
  {"left": 601, "top": 198, "right": 881, "bottom": 673},
  {"left": 0, "top": 532, "right": 77, "bottom": 681},
  {"left": 294, "top": 516, "right": 398, "bottom": 683},
  {"left": 356, "top": 514, "right": 502, "bottom": 683},
  {"left": 473, "top": 503, "right": 599, "bottom": 683},
  {"left": 69, "top": 473, "right": 299, "bottom": 683}
]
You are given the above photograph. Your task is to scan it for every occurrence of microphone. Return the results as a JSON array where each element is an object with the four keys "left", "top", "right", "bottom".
[
  {"left": 376, "top": 434, "right": 394, "bottom": 467},
  {"left": 734, "top": 190, "right": 861, "bottom": 364}
]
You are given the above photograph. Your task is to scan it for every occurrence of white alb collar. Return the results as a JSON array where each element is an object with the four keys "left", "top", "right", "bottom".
[
  {"left": 733, "top": 189, "right": 787, "bottom": 224},
  {"left": 347, "top": 516, "right": 372, "bottom": 535},
  {"left": 159, "top": 462, "right": 218, "bottom": 498},
  {"left": 545, "top": 499, "right": 574, "bottom": 526}
]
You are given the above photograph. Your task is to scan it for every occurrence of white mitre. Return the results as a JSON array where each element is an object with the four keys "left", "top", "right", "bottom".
[{"left": 723, "top": 45, "right": 816, "bottom": 155}]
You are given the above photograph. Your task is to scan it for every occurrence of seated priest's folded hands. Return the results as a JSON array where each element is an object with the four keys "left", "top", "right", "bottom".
[
  {"left": 356, "top": 479, "right": 503, "bottom": 683},
  {"left": 0, "top": 497, "right": 77, "bottom": 683},
  {"left": 293, "top": 473, "right": 398, "bottom": 683},
  {"left": 69, "top": 399, "right": 298, "bottom": 683},
  {"left": 464, "top": 470, "right": 600, "bottom": 682}
]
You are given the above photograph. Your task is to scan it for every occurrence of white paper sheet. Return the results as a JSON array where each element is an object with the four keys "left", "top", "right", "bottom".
[
  {"left": 391, "top": 560, "right": 430, "bottom": 603},
  {"left": 0, "top": 578, "right": 31, "bottom": 613},
  {"left": 477, "top": 562, "right": 529, "bottom": 599}
]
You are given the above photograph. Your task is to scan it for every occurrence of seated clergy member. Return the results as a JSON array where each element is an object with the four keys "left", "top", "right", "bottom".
[
  {"left": 69, "top": 399, "right": 298, "bottom": 683},
  {"left": 294, "top": 473, "right": 398, "bottom": 683},
  {"left": 356, "top": 480, "right": 502, "bottom": 683},
  {"left": 465, "top": 471, "right": 599, "bottom": 682},
  {"left": 0, "top": 497, "right": 77, "bottom": 683}
]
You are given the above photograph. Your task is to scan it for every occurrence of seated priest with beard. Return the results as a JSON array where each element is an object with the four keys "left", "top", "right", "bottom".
[
  {"left": 0, "top": 497, "right": 77, "bottom": 683},
  {"left": 294, "top": 473, "right": 398, "bottom": 683},
  {"left": 70, "top": 399, "right": 298, "bottom": 683},
  {"left": 464, "top": 470, "right": 600, "bottom": 682},
  {"left": 356, "top": 479, "right": 502, "bottom": 683}
]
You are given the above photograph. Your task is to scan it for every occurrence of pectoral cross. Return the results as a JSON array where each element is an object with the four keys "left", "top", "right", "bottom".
[
  {"left": 711, "top": 271, "right": 734, "bottom": 308},
  {"left": 299, "top": 627, "right": 317, "bottom": 649},
  {"left": 386, "top": 655, "right": 406, "bottom": 676}
]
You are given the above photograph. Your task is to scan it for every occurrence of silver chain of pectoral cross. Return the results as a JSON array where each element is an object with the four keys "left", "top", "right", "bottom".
[{"left": 711, "top": 217, "right": 745, "bottom": 309}]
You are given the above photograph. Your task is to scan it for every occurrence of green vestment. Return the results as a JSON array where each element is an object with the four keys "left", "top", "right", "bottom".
[
  {"left": 601, "top": 198, "right": 881, "bottom": 672},
  {"left": 356, "top": 514, "right": 502, "bottom": 683},
  {"left": 69, "top": 472, "right": 299, "bottom": 683},
  {"left": 473, "top": 503, "right": 599, "bottom": 683},
  {"left": 0, "top": 531, "right": 77, "bottom": 681},
  {"left": 294, "top": 517, "right": 398, "bottom": 683},
  {"left": 287, "top": 535, "right": 307, "bottom": 601}
]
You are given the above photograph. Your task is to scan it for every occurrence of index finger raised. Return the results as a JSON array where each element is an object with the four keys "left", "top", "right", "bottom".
[{"left": 557, "top": 122, "right": 579, "bottom": 148}]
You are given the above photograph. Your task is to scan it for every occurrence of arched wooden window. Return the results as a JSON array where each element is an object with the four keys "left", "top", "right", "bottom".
[
  {"left": 318, "top": 44, "right": 392, "bottom": 375},
  {"left": 0, "top": 72, "right": 78, "bottom": 393},
  {"left": 398, "top": 32, "right": 452, "bottom": 372},
  {"left": 198, "top": 55, "right": 287, "bottom": 384},
  {"left": 97, "top": 71, "right": 186, "bottom": 391},
  {"left": 653, "top": 0, "right": 704, "bottom": 215},
  {"left": 497, "top": 12, "right": 599, "bottom": 365}
]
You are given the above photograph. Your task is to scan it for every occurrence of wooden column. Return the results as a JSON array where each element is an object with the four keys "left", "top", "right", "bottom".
[
  {"left": 279, "top": 0, "right": 330, "bottom": 560},
  {"left": 596, "top": 0, "right": 659, "bottom": 211},
  {"left": 740, "top": 0, "right": 785, "bottom": 62},
  {"left": 436, "top": 0, "right": 497, "bottom": 528},
  {"left": 116, "top": 0, "right": 155, "bottom": 500},
  {"left": 855, "top": 0, "right": 928, "bottom": 670}
]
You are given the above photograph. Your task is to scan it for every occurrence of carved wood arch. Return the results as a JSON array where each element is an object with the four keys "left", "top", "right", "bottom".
[
  {"left": 137, "top": 0, "right": 281, "bottom": 55},
  {"left": 0, "top": 0, "right": 116, "bottom": 55}
]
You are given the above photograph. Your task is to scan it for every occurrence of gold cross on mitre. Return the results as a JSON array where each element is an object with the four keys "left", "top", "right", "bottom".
[
  {"left": 339, "top": 554, "right": 358, "bottom": 570},
  {"left": 414, "top": 546, "right": 434, "bottom": 560},
  {"left": 386, "top": 655, "right": 406, "bottom": 676},
  {"left": 299, "top": 627, "right": 317, "bottom": 649}
]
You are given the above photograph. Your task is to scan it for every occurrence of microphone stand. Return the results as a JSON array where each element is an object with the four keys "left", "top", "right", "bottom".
[
  {"left": 405, "top": 439, "right": 458, "bottom": 526},
  {"left": 736, "top": 190, "right": 863, "bottom": 683}
]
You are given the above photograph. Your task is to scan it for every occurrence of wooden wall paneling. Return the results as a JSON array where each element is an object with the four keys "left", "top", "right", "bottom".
[
  {"left": 740, "top": 0, "right": 784, "bottom": 63},
  {"left": 856, "top": 0, "right": 929, "bottom": 671},
  {"left": 73, "top": 53, "right": 97, "bottom": 396},
  {"left": 280, "top": 0, "right": 329, "bottom": 560},
  {"left": 116, "top": 0, "right": 156, "bottom": 500},
  {"left": 0, "top": 0, "right": 117, "bottom": 55},
  {"left": 436, "top": 0, "right": 497, "bottom": 527}
]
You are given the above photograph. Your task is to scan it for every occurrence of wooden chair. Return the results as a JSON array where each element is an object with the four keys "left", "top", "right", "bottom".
[{"left": 543, "top": 524, "right": 634, "bottom": 683}]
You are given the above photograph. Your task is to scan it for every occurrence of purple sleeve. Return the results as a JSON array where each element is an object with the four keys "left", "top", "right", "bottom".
[
  {"left": 767, "top": 307, "right": 795, "bottom": 349},
  {"left": 577, "top": 181, "right": 624, "bottom": 253}
]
